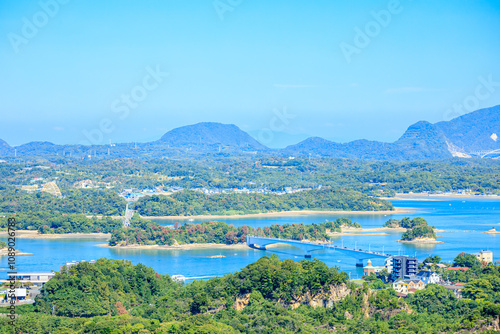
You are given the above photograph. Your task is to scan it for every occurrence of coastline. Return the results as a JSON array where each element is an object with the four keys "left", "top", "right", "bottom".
[
  {"left": 384, "top": 193, "right": 500, "bottom": 201},
  {"left": 328, "top": 226, "right": 473, "bottom": 237},
  {"left": 396, "top": 238, "right": 443, "bottom": 244},
  {"left": 0, "top": 249, "right": 33, "bottom": 256},
  {"left": 141, "top": 207, "right": 411, "bottom": 220},
  {"left": 327, "top": 227, "right": 406, "bottom": 236},
  {"left": 95, "top": 242, "right": 250, "bottom": 250},
  {"left": 0, "top": 231, "right": 111, "bottom": 240}
]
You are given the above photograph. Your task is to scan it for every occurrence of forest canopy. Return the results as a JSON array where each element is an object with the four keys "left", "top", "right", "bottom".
[{"left": 130, "top": 188, "right": 393, "bottom": 216}]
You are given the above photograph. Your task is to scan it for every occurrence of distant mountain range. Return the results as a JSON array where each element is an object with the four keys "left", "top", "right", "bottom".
[
  {"left": 1, "top": 105, "right": 499, "bottom": 161},
  {"left": 284, "top": 105, "right": 500, "bottom": 160}
]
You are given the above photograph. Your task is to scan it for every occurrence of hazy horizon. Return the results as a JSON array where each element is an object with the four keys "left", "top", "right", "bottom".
[{"left": 2, "top": 0, "right": 500, "bottom": 147}]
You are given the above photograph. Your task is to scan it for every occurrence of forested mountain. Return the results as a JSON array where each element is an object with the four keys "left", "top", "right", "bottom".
[
  {"left": 1, "top": 105, "right": 499, "bottom": 160},
  {"left": 155, "top": 122, "right": 267, "bottom": 152},
  {"left": 284, "top": 105, "right": 500, "bottom": 160}
]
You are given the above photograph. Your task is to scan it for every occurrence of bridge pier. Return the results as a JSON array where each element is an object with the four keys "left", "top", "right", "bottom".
[
  {"left": 249, "top": 244, "right": 266, "bottom": 251},
  {"left": 355, "top": 259, "right": 364, "bottom": 267}
]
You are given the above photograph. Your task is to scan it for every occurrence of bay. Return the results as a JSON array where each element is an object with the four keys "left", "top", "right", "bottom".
[{"left": 1, "top": 198, "right": 498, "bottom": 281}]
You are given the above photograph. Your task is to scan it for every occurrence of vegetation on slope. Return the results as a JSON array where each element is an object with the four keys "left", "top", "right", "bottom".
[
  {"left": 400, "top": 225, "right": 436, "bottom": 241},
  {"left": 0, "top": 187, "right": 125, "bottom": 215},
  {"left": 130, "top": 188, "right": 393, "bottom": 216},
  {"left": 384, "top": 217, "right": 437, "bottom": 241},
  {"left": 2, "top": 158, "right": 500, "bottom": 197},
  {"left": 1, "top": 255, "right": 499, "bottom": 333},
  {"left": 0, "top": 212, "right": 123, "bottom": 234},
  {"left": 109, "top": 217, "right": 361, "bottom": 246},
  {"left": 383, "top": 217, "right": 428, "bottom": 229}
]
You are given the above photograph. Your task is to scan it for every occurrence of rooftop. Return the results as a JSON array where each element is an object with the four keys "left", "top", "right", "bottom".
[
  {"left": 446, "top": 267, "right": 469, "bottom": 271},
  {"left": 416, "top": 271, "right": 438, "bottom": 278}
]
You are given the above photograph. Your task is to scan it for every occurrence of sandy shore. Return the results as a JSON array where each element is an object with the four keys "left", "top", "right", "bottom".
[
  {"left": 328, "top": 226, "right": 473, "bottom": 237},
  {"left": 0, "top": 248, "right": 33, "bottom": 256},
  {"left": 485, "top": 229, "right": 500, "bottom": 234},
  {"left": 95, "top": 242, "right": 250, "bottom": 250},
  {"left": 142, "top": 208, "right": 411, "bottom": 220},
  {"left": 396, "top": 238, "right": 443, "bottom": 244},
  {"left": 326, "top": 226, "right": 405, "bottom": 237},
  {"left": 384, "top": 193, "right": 500, "bottom": 201},
  {"left": 0, "top": 231, "right": 111, "bottom": 240}
]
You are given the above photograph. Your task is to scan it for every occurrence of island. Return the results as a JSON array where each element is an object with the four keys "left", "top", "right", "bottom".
[
  {"left": 0, "top": 241, "right": 33, "bottom": 256},
  {"left": 107, "top": 217, "right": 362, "bottom": 248},
  {"left": 485, "top": 227, "right": 500, "bottom": 234},
  {"left": 384, "top": 217, "right": 442, "bottom": 244}
]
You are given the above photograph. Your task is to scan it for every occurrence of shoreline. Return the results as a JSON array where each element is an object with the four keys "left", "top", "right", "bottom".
[
  {"left": 384, "top": 193, "right": 500, "bottom": 201},
  {"left": 327, "top": 227, "right": 407, "bottom": 236},
  {"left": 142, "top": 208, "right": 411, "bottom": 220},
  {"left": 0, "top": 231, "right": 111, "bottom": 240},
  {"left": 0, "top": 249, "right": 33, "bottom": 256},
  {"left": 328, "top": 226, "right": 475, "bottom": 237},
  {"left": 95, "top": 242, "right": 250, "bottom": 250},
  {"left": 396, "top": 238, "right": 443, "bottom": 244}
]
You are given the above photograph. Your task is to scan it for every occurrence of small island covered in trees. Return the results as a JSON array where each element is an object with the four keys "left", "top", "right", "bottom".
[
  {"left": 384, "top": 217, "right": 439, "bottom": 244},
  {"left": 108, "top": 217, "right": 362, "bottom": 247}
]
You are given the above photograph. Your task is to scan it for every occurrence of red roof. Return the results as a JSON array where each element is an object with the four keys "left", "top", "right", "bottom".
[
  {"left": 446, "top": 267, "right": 468, "bottom": 271},
  {"left": 455, "top": 282, "right": 466, "bottom": 286}
]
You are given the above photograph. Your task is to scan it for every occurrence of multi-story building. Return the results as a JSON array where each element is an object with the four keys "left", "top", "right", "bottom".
[
  {"left": 473, "top": 250, "right": 493, "bottom": 264},
  {"left": 390, "top": 256, "right": 418, "bottom": 280},
  {"left": 385, "top": 257, "right": 393, "bottom": 273}
]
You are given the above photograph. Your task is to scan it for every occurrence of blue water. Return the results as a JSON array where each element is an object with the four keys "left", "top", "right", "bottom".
[{"left": 1, "top": 199, "right": 499, "bottom": 280}]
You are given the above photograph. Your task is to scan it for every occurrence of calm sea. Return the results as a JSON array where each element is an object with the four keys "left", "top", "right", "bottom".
[{"left": 1, "top": 198, "right": 499, "bottom": 280}]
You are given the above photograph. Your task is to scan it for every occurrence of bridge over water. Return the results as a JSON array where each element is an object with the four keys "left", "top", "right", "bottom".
[{"left": 247, "top": 236, "right": 391, "bottom": 267}]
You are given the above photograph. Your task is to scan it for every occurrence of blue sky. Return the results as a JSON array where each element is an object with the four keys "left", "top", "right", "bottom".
[{"left": 1, "top": 0, "right": 499, "bottom": 147}]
